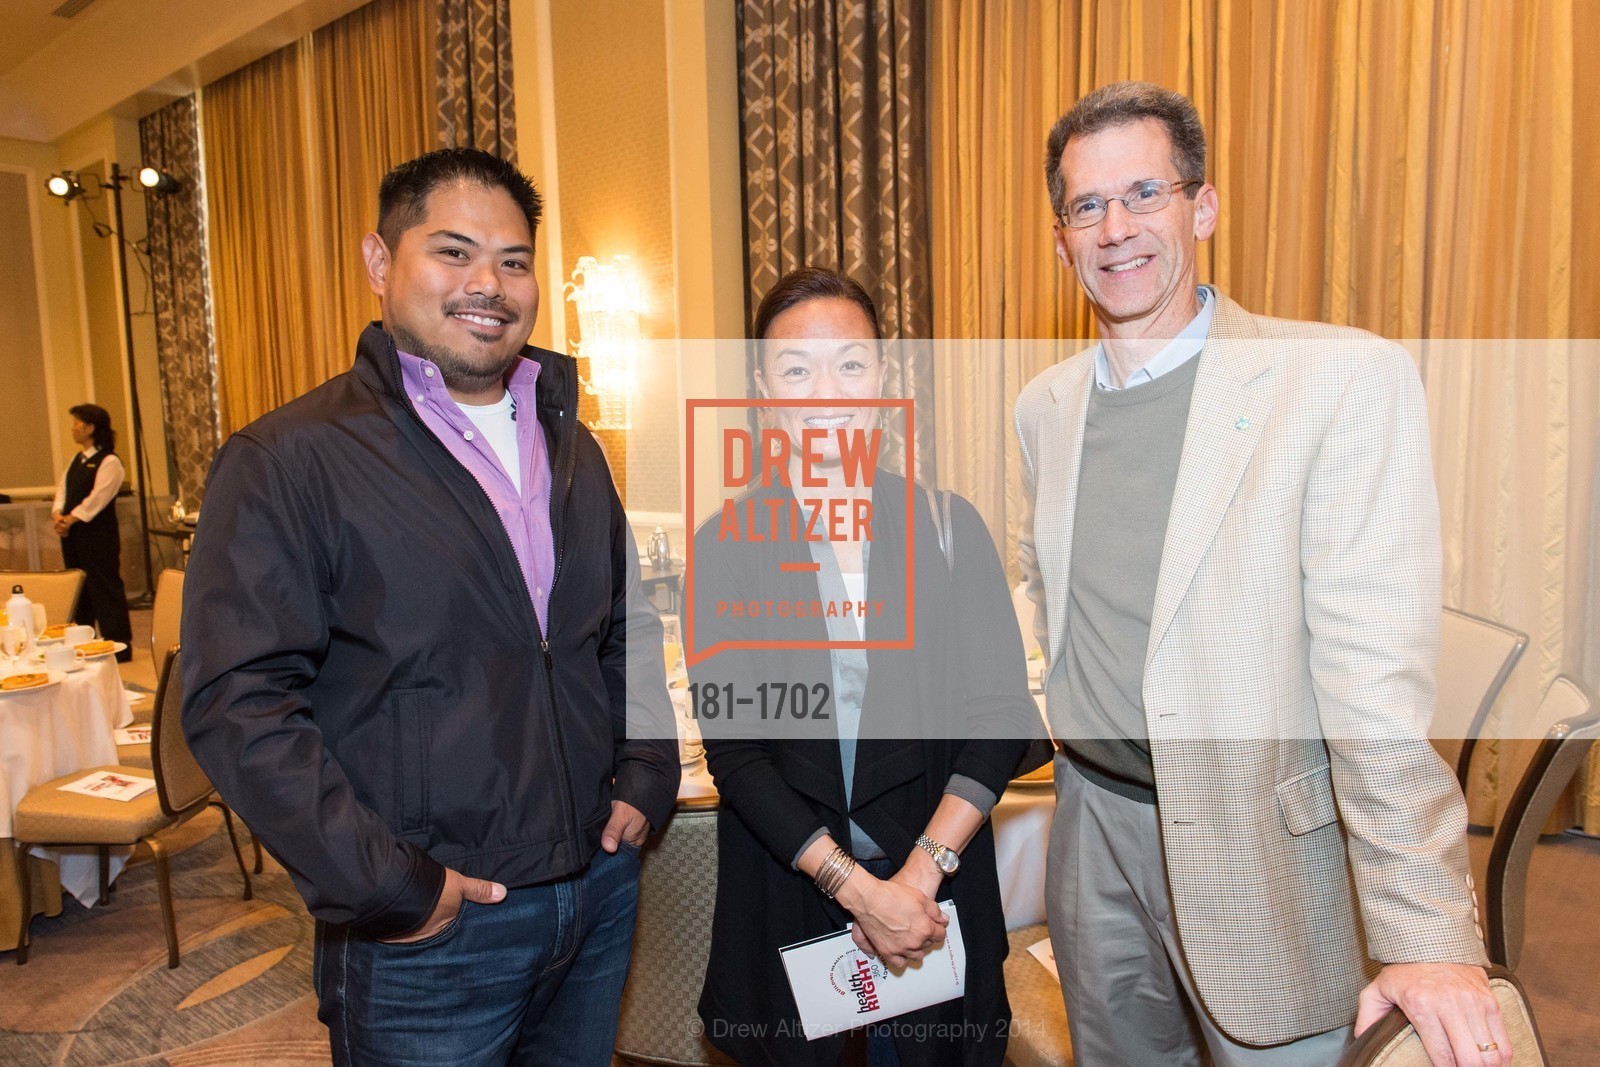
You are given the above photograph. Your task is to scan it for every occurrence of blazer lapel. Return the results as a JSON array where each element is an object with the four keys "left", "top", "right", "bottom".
[
  {"left": 1038, "top": 358, "right": 1094, "bottom": 666},
  {"left": 1146, "top": 295, "right": 1275, "bottom": 666}
]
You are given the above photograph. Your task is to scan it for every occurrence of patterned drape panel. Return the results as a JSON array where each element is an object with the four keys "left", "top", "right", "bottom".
[
  {"left": 435, "top": 0, "right": 517, "bottom": 160},
  {"left": 738, "top": 0, "right": 935, "bottom": 482},
  {"left": 139, "top": 96, "right": 221, "bottom": 508}
]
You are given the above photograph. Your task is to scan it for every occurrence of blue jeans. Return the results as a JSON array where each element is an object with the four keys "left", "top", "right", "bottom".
[{"left": 314, "top": 843, "right": 641, "bottom": 1066}]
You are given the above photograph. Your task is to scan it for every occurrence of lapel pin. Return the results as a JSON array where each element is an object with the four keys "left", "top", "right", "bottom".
[{"left": 1234, "top": 416, "right": 1250, "bottom": 431}]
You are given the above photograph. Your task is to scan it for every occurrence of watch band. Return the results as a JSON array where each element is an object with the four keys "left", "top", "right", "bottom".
[{"left": 916, "top": 834, "right": 959, "bottom": 873}]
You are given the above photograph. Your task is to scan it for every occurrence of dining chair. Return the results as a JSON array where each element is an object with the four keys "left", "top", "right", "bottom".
[
  {"left": 149, "top": 568, "right": 184, "bottom": 674},
  {"left": 115, "top": 728, "right": 153, "bottom": 770},
  {"left": 0, "top": 569, "right": 86, "bottom": 630},
  {"left": 123, "top": 568, "right": 186, "bottom": 726},
  {"left": 1485, "top": 675, "right": 1598, "bottom": 970},
  {"left": 1000, "top": 923, "right": 1073, "bottom": 1066},
  {"left": 614, "top": 795, "right": 735, "bottom": 1066},
  {"left": 1335, "top": 965, "right": 1547, "bottom": 1065},
  {"left": 12, "top": 647, "right": 254, "bottom": 968},
  {"left": 1434, "top": 607, "right": 1528, "bottom": 791}
]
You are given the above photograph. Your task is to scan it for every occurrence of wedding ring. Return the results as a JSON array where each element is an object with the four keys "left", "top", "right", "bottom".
[{"left": 1477, "top": 1042, "right": 1499, "bottom": 1053}]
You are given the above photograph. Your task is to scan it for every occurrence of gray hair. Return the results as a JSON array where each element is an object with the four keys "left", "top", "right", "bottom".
[{"left": 1044, "top": 81, "right": 1207, "bottom": 213}]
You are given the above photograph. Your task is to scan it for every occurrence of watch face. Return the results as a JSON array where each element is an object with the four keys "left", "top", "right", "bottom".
[{"left": 936, "top": 850, "right": 960, "bottom": 874}]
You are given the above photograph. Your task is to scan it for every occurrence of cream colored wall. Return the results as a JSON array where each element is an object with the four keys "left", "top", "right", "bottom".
[
  {"left": 665, "top": 0, "right": 747, "bottom": 531},
  {"left": 508, "top": 0, "right": 744, "bottom": 529},
  {"left": 0, "top": 135, "right": 89, "bottom": 494}
]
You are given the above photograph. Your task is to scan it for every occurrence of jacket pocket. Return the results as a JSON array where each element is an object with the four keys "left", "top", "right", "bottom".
[
  {"left": 392, "top": 689, "right": 430, "bottom": 834},
  {"left": 1275, "top": 762, "right": 1338, "bottom": 836}
]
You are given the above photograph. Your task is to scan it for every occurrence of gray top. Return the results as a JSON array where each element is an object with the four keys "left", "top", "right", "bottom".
[{"left": 1056, "top": 350, "right": 1201, "bottom": 803}]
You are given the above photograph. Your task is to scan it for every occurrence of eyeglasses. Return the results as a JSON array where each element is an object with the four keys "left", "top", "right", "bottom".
[{"left": 1055, "top": 179, "right": 1202, "bottom": 229}]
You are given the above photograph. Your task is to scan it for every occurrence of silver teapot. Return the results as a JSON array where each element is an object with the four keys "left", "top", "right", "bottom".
[{"left": 647, "top": 525, "right": 672, "bottom": 568}]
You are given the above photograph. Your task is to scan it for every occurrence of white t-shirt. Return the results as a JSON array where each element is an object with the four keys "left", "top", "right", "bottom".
[{"left": 457, "top": 391, "right": 522, "bottom": 494}]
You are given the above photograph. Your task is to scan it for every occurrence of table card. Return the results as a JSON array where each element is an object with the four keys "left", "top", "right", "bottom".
[
  {"left": 780, "top": 900, "right": 965, "bottom": 1039},
  {"left": 58, "top": 771, "right": 155, "bottom": 802},
  {"left": 113, "top": 725, "right": 152, "bottom": 745}
]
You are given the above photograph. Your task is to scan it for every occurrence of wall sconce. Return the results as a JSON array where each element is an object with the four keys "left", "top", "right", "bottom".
[{"left": 565, "top": 254, "right": 644, "bottom": 432}]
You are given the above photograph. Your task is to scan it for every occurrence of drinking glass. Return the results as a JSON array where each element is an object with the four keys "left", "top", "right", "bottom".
[
  {"left": 660, "top": 614, "right": 684, "bottom": 682},
  {"left": 1, "top": 625, "right": 26, "bottom": 675}
]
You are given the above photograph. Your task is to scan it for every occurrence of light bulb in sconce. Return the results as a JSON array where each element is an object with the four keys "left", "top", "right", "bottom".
[{"left": 565, "top": 255, "right": 644, "bottom": 431}]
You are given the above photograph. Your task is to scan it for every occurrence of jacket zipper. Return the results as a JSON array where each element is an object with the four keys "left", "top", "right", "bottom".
[
  {"left": 387, "top": 341, "right": 586, "bottom": 862},
  {"left": 535, "top": 400, "right": 582, "bottom": 855}
]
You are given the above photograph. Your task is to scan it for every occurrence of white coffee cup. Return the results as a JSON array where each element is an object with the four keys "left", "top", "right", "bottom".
[
  {"left": 44, "top": 643, "right": 75, "bottom": 671},
  {"left": 65, "top": 625, "right": 96, "bottom": 647}
]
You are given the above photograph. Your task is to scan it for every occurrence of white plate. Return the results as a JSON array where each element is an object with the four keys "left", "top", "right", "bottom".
[
  {"left": 35, "top": 634, "right": 65, "bottom": 645},
  {"left": 74, "top": 641, "right": 128, "bottom": 661},
  {"left": 0, "top": 670, "right": 67, "bottom": 696}
]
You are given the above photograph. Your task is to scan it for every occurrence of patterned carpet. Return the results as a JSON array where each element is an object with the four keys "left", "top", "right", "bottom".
[
  {"left": 0, "top": 810, "right": 331, "bottom": 1066},
  {"left": 0, "top": 811, "right": 1595, "bottom": 1065}
]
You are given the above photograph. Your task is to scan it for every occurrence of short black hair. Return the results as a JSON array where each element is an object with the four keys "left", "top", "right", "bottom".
[
  {"left": 748, "top": 267, "right": 883, "bottom": 400},
  {"left": 752, "top": 267, "right": 882, "bottom": 341},
  {"left": 377, "top": 148, "right": 543, "bottom": 249},
  {"left": 1044, "top": 81, "right": 1207, "bottom": 214},
  {"left": 69, "top": 403, "right": 115, "bottom": 452}
]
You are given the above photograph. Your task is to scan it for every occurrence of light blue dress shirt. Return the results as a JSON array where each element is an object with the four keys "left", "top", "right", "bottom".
[{"left": 1093, "top": 285, "right": 1215, "bottom": 391}]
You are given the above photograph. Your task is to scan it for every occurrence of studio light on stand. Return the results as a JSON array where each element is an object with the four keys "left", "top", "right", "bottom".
[
  {"left": 44, "top": 163, "right": 182, "bottom": 609},
  {"left": 45, "top": 173, "right": 85, "bottom": 200},
  {"left": 136, "top": 167, "right": 180, "bottom": 196}
]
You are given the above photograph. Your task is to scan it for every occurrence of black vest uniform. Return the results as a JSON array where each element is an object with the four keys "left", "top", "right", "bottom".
[{"left": 59, "top": 449, "right": 132, "bottom": 649}]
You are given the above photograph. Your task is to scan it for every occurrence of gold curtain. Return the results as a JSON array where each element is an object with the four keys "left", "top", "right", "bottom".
[
  {"left": 739, "top": 0, "right": 936, "bottom": 481},
  {"left": 204, "top": 0, "right": 519, "bottom": 436},
  {"left": 928, "top": 0, "right": 1600, "bottom": 827},
  {"left": 205, "top": 0, "right": 432, "bottom": 436}
]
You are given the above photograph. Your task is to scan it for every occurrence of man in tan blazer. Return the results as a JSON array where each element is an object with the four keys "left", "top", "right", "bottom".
[{"left": 1017, "top": 82, "right": 1508, "bottom": 1066}]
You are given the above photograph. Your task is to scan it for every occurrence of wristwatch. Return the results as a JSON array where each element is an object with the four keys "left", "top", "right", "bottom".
[{"left": 915, "top": 834, "right": 960, "bottom": 876}]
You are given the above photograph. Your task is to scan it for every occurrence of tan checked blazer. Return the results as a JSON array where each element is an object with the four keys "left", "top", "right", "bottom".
[{"left": 1015, "top": 292, "right": 1487, "bottom": 1046}]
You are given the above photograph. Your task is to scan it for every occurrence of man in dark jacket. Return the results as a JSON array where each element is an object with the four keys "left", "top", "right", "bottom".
[{"left": 181, "top": 148, "right": 679, "bottom": 1066}]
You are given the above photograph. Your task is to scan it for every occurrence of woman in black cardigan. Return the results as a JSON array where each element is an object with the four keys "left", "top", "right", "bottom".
[{"left": 689, "top": 268, "right": 1042, "bottom": 1065}]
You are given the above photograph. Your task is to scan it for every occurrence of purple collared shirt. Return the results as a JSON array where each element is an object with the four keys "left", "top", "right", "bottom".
[{"left": 398, "top": 350, "right": 556, "bottom": 634}]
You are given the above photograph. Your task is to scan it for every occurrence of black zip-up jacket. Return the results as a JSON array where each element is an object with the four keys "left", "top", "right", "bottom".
[{"left": 180, "top": 323, "right": 679, "bottom": 938}]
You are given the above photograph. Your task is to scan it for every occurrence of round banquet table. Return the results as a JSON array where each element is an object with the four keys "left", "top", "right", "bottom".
[{"left": 0, "top": 655, "right": 134, "bottom": 950}]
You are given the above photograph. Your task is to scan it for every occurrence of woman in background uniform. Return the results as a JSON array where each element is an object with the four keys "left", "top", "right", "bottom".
[{"left": 51, "top": 403, "right": 133, "bottom": 660}]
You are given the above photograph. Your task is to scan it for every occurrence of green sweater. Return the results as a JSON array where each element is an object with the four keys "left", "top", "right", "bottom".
[{"left": 1053, "top": 351, "right": 1200, "bottom": 804}]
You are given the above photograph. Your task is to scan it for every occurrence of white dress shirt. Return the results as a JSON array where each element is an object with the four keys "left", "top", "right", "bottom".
[{"left": 53, "top": 447, "right": 125, "bottom": 523}]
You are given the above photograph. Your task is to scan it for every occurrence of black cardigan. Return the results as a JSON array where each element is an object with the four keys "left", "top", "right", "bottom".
[{"left": 688, "top": 471, "right": 1042, "bottom": 1066}]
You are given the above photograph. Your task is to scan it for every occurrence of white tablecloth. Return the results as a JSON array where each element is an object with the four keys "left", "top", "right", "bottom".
[
  {"left": 991, "top": 781, "right": 1054, "bottom": 929},
  {"left": 0, "top": 656, "right": 134, "bottom": 905},
  {"left": 674, "top": 762, "right": 1055, "bottom": 931}
]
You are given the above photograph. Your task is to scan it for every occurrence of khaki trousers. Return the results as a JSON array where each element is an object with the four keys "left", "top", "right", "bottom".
[{"left": 1045, "top": 754, "right": 1351, "bottom": 1066}]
